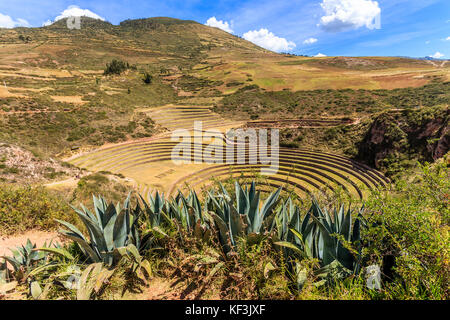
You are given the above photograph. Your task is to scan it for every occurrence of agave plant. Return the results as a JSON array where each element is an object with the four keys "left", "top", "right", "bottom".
[
  {"left": 208, "top": 182, "right": 282, "bottom": 254},
  {"left": 0, "top": 239, "right": 53, "bottom": 283},
  {"left": 274, "top": 197, "right": 307, "bottom": 243},
  {"left": 0, "top": 239, "right": 69, "bottom": 300},
  {"left": 276, "top": 200, "right": 364, "bottom": 274},
  {"left": 56, "top": 194, "right": 143, "bottom": 266}
]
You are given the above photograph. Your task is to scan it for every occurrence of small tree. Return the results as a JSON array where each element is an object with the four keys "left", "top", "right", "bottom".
[
  {"left": 142, "top": 72, "right": 152, "bottom": 84},
  {"left": 104, "top": 59, "right": 129, "bottom": 75}
]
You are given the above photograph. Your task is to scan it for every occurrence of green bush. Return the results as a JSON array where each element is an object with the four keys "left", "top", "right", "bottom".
[
  {"left": 71, "top": 173, "right": 129, "bottom": 205},
  {"left": 104, "top": 59, "right": 130, "bottom": 75},
  {"left": 0, "top": 185, "right": 75, "bottom": 235},
  {"left": 363, "top": 158, "right": 449, "bottom": 299}
]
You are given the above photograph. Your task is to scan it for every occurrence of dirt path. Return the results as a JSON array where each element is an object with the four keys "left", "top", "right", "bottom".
[
  {"left": 44, "top": 177, "right": 79, "bottom": 189},
  {"left": 0, "top": 231, "right": 62, "bottom": 257},
  {"left": 132, "top": 277, "right": 221, "bottom": 300},
  {"left": 137, "top": 277, "right": 183, "bottom": 300}
]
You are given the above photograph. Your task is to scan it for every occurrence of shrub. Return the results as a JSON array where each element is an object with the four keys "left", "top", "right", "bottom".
[
  {"left": 103, "top": 59, "right": 130, "bottom": 75},
  {"left": 363, "top": 158, "right": 449, "bottom": 299},
  {"left": 142, "top": 72, "right": 153, "bottom": 84},
  {"left": 0, "top": 185, "right": 75, "bottom": 235}
]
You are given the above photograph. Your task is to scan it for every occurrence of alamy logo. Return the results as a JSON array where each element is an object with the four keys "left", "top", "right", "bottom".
[
  {"left": 64, "top": 265, "right": 82, "bottom": 290},
  {"left": 171, "top": 121, "right": 280, "bottom": 175},
  {"left": 67, "top": 16, "right": 81, "bottom": 30},
  {"left": 370, "top": 12, "right": 381, "bottom": 30},
  {"left": 366, "top": 264, "right": 381, "bottom": 290}
]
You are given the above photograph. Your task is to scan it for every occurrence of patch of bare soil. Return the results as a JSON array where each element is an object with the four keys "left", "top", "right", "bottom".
[
  {"left": 50, "top": 96, "right": 86, "bottom": 104},
  {"left": 0, "top": 143, "right": 83, "bottom": 184},
  {"left": 139, "top": 277, "right": 183, "bottom": 300},
  {"left": 0, "top": 230, "right": 63, "bottom": 257},
  {"left": 0, "top": 86, "right": 25, "bottom": 98},
  {"left": 136, "top": 276, "right": 221, "bottom": 300},
  {"left": 373, "top": 73, "right": 428, "bottom": 89}
]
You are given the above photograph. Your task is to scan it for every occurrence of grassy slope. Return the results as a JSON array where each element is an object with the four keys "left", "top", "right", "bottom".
[{"left": 0, "top": 16, "right": 447, "bottom": 183}]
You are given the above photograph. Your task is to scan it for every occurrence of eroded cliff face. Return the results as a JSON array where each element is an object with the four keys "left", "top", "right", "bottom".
[{"left": 358, "top": 107, "right": 449, "bottom": 172}]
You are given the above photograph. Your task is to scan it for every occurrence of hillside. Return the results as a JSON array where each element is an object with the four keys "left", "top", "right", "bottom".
[{"left": 0, "top": 16, "right": 447, "bottom": 181}]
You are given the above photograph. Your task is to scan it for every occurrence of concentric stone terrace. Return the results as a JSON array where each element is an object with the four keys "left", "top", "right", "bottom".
[
  {"left": 68, "top": 105, "right": 389, "bottom": 199},
  {"left": 137, "top": 104, "right": 241, "bottom": 130}
]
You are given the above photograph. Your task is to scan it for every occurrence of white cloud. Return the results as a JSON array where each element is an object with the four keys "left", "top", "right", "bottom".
[
  {"left": 314, "top": 53, "right": 327, "bottom": 57},
  {"left": 0, "top": 13, "right": 30, "bottom": 28},
  {"left": 430, "top": 52, "right": 444, "bottom": 59},
  {"left": 205, "top": 17, "right": 233, "bottom": 33},
  {"left": 303, "top": 37, "right": 318, "bottom": 45},
  {"left": 319, "top": 0, "right": 381, "bottom": 32},
  {"left": 445, "top": 37, "right": 450, "bottom": 41},
  {"left": 42, "top": 20, "right": 52, "bottom": 27},
  {"left": 243, "top": 28, "right": 296, "bottom": 52},
  {"left": 42, "top": 5, "right": 104, "bottom": 26}
]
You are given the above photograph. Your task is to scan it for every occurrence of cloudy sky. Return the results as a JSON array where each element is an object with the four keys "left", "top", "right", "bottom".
[{"left": 0, "top": 0, "right": 448, "bottom": 58}]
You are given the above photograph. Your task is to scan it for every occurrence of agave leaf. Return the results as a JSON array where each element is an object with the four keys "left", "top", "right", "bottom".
[
  {"left": 352, "top": 215, "right": 361, "bottom": 242},
  {"left": 103, "top": 212, "right": 117, "bottom": 252},
  {"left": 309, "top": 214, "right": 336, "bottom": 266},
  {"left": 1, "top": 256, "right": 20, "bottom": 272},
  {"left": 249, "top": 181, "right": 256, "bottom": 202},
  {"left": 274, "top": 241, "right": 304, "bottom": 256},
  {"left": 27, "top": 262, "right": 63, "bottom": 278},
  {"left": 113, "top": 210, "right": 129, "bottom": 248},
  {"left": 94, "top": 268, "right": 114, "bottom": 293},
  {"left": 123, "top": 192, "right": 132, "bottom": 210},
  {"left": 125, "top": 244, "right": 141, "bottom": 263},
  {"left": 315, "top": 259, "right": 352, "bottom": 281},
  {"left": 235, "top": 181, "right": 247, "bottom": 215},
  {"left": 189, "top": 190, "right": 202, "bottom": 222},
  {"left": 247, "top": 191, "right": 260, "bottom": 227},
  {"left": 102, "top": 203, "right": 117, "bottom": 230},
  {"left": 92, "top": 195, "right": 104, "bottom": 228},
  {"left": 255, "top": 187, "right": 281, "bottom": 233},
  {"left": 229, "top": 202, "right": 245, "bottom": 237},
  {"left": 33, "top": 247, "right": 74, "bottom": 261},
  {"left": 113, "top": 247, "right": 129, "bottom": 259},
  {"left": 340, "top": 209, "right": 352, "bottom": 241},
  {"left": 218, "top": 182, "right": 230, "bottom": 200},
  {"left": 59, "top": 231, "right": 100, "bottom": 263},
  {"left": 55, "top": 219, "right": 88, "bottom": 242},
  {"left": 211, "top": 212, "right": 231, "bottom": 253},
  {"left": 71, "top": 211, "right": 108, "bottom": 253},
  {"left": 78, "top": 203, "right": 98, "bottom": 226},
  {"left": 263, "top": 261, "right": 276, "bottom": 279},
  {"left": 300, "top": 209, "right": 312, "bottom": 233},
  {"left": 291, "top": 205, "right": 301, "bottom": 232},
  {"left": 290, "top": 228, "right": 312, "bottom": 258},
  {"left": 140, "top": 259, "right": 152, "bottom": 278},
  {"left": 77, "top": 263, "right": 102, "bottom": 300}
]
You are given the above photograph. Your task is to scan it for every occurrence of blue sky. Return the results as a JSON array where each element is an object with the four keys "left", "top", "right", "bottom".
[{"left": 0, "top": 0, "right": 448, "bottom": 58}]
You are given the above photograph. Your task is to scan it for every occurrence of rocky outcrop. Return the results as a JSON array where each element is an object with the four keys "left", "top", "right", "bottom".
[{"left": 358, "top": 107, "right": 449, "bottom": 170}]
